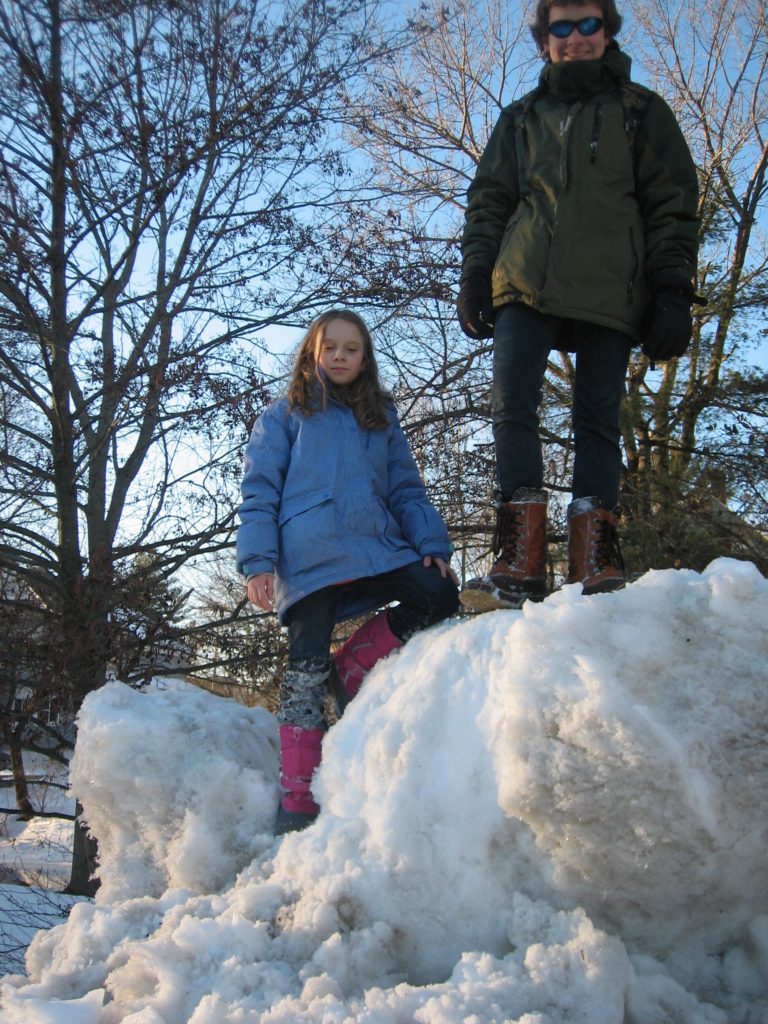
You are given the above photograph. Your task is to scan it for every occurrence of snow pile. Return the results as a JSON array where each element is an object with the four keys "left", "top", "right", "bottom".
[
  {"left": 68, "top": 681, "right": 280, "bottom": 902},
  {"left": 2, "top": 558, "right": 767, "bottom": 1023}
]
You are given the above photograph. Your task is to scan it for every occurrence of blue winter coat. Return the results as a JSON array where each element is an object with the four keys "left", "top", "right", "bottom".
[{"left": 236, "top": 395, "right": 453, "bottom": 624}]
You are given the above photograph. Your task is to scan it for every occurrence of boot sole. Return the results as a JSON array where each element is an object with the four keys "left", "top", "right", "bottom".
[
  {"left": 459, "top": 584, "right": 541, "bottom": 612},
  {"left": 582, "top": 577, "right": 626, "bottom": 596},
  {"left": 275, "top": 807, "right": 318, "bottom": 835}
]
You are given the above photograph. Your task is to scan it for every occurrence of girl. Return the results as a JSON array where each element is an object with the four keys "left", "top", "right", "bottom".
[{"left": 237, "top": 309, "right": 459, "bottom": 834}]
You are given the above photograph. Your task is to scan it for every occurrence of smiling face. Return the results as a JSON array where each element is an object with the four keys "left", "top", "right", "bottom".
[
  {"left": 317, "top": 317, "right": 365, "bottom": 386},
  {"left": 543, "top": 2, "right": 610, "bottom": 62}
]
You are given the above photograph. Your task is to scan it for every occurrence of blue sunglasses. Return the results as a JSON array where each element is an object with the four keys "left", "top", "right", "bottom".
[{"left": 548, "top": 16, "right": 604, "bottom": 37}]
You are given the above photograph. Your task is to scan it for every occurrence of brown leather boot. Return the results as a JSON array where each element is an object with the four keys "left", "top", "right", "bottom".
[
  {"left": 567, "top": 497, "right": 625, "bottom": 595},
  {"left": 460, "top": 488, "right": 548, "bottom": 611}
]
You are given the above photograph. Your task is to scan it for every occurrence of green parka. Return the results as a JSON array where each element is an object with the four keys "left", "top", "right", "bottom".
[{"left": 461, "top": 46, "right": 699, "bottom": 340}]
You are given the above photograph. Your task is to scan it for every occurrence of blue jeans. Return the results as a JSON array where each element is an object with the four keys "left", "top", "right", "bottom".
[
  {"left": 492, "top": 303, "right": 632, "bottom": 509},
  {"left": 279, "top": 560, "right": 459, "bottom": 727}
]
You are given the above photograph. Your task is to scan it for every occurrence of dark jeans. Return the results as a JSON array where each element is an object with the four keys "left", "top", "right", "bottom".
[
  {"left": 278, "top": 560, "right": 459, "bottom": 728},
  {"left": 285, "top": 559, "right": 459, "bottom": 669},
  {"left": 492, "top": 303, "right": 632, "bottom": 509}
]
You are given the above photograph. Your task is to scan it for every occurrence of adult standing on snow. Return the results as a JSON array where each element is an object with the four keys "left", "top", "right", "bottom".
[
  {"left": 237, "top": 309, "right": 459, "bottom": 834},
  {"left": 457, "top": 0, "right": 701, "bottom": 610}
]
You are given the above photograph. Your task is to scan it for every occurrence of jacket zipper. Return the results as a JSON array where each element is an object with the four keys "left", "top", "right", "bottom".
[
  {"left": 559, "top": 102, "right": 583, "bottom": 188},
  {"left": 627, "top": 226, "right": 638, "bottom": 302},
  {"left": 589, "top": 104, "right": 602, "bottom": 163}
]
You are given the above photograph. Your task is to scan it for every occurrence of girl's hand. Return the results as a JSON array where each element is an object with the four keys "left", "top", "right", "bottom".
[
  {"left": 247, "top": 573, "right": 275, "bottom": 611},
  {"left": 423, "top": 555, "right": 458, "bottom": 586}
]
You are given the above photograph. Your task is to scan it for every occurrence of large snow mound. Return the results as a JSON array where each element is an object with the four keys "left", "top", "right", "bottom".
[{"left": 2, "top": 558, "right": 767, "bottom": 1024}]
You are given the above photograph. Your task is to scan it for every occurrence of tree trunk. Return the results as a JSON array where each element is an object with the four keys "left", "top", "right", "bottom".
[
  {"left": 63, "top": 800, "right": 100, "bottom": 898},
  {"left": 9, "top": 733, "right": 35, "bottom": 820}
]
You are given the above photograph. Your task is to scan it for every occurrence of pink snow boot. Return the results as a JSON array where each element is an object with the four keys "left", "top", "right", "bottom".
[
  {"left": 276, "top": 725, "right": 324, "bottom": 835},
  {"left": 330, "top": 611, "right": 403, "bottom": 713}
]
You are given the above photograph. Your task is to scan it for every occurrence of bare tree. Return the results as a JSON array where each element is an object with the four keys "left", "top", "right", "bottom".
[
  {"left": 338, "top": 0, "right": 579, "bottom": 581},
  {"left": 344, "top": 0, "right": 768, "bottom": 580},
  {"left": 618, "top": 0, "right": 768, "bottom": 571},
  {"left": 0, "top": 0, "right": 401, "bottom": 892},
  {"left": 185, "top": 555, "right": 287, "bottom": 714},
  {"left": 0, "top": 0, "right": 387, "bottom": 707}
]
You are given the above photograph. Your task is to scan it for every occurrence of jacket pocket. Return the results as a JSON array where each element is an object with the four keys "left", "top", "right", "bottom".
[
  {"left": 374, "top": 496, "right": 410, "bottom": 550},
  {"left": 278, "top": 489, "right": 337, "bottom": 573},
  {"left": 278, "top": 488, "right": 333, "bottom": 526},
  {"left": 499, "top": 206, "right": 524, "bottom": 251},
  {"left": 493, "top": 199, "right": 547, "bottom": 299}
]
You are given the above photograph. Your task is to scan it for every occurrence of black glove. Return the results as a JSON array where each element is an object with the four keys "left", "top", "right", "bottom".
[
  {"left": 457, "top": 273, "right": 495, "bottom": 340},
  {"left": 641, "top": 288, "right": 693, "bottom": 363}
]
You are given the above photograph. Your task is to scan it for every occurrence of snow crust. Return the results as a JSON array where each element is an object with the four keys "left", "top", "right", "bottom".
[{"left": 2, "top": 558, "right": 767, "bottom": 1023}]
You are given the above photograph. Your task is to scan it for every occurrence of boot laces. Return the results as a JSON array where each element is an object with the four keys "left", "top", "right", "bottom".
[
  {"left": 591, "top": 518, "right": 624, "bottom": 571},
  {"left": 492, "top": 505, "right": 525, "bottom": 560}
]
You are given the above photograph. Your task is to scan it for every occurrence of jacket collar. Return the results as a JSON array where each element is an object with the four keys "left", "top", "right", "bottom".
[
  {"left": 310, "top": 376, "right": 355, "bottom": 413},
  {"left": 540, "top": 44, "right": 632, "bottom": 102}
]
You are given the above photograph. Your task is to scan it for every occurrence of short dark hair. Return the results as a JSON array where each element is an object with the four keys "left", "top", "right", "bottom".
[{"left": 529, "top": 0, "right": 623, "bottom": 55}]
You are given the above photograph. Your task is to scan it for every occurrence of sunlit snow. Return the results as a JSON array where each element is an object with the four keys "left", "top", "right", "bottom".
[{"left": 2, "top": 558, "right": 767, "bottom": 1023}]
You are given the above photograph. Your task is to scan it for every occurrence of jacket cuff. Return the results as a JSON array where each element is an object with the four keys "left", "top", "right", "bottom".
[
  {"left": 460, "top": 265, "right": 492, "bottom": 285},
  {"left": 239, "top": 561, "right": 272, "bottom": 578},
  {"left": 421, "top": 541, "right": 454, "bottom": 561},
  {"left": 648, "top": 269, "right": 695, "bottom": 296}
]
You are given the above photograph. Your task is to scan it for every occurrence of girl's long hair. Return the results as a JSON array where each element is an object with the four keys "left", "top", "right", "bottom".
[{"left": 287, "top": 309, "right": 390, "bottom": 430}]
